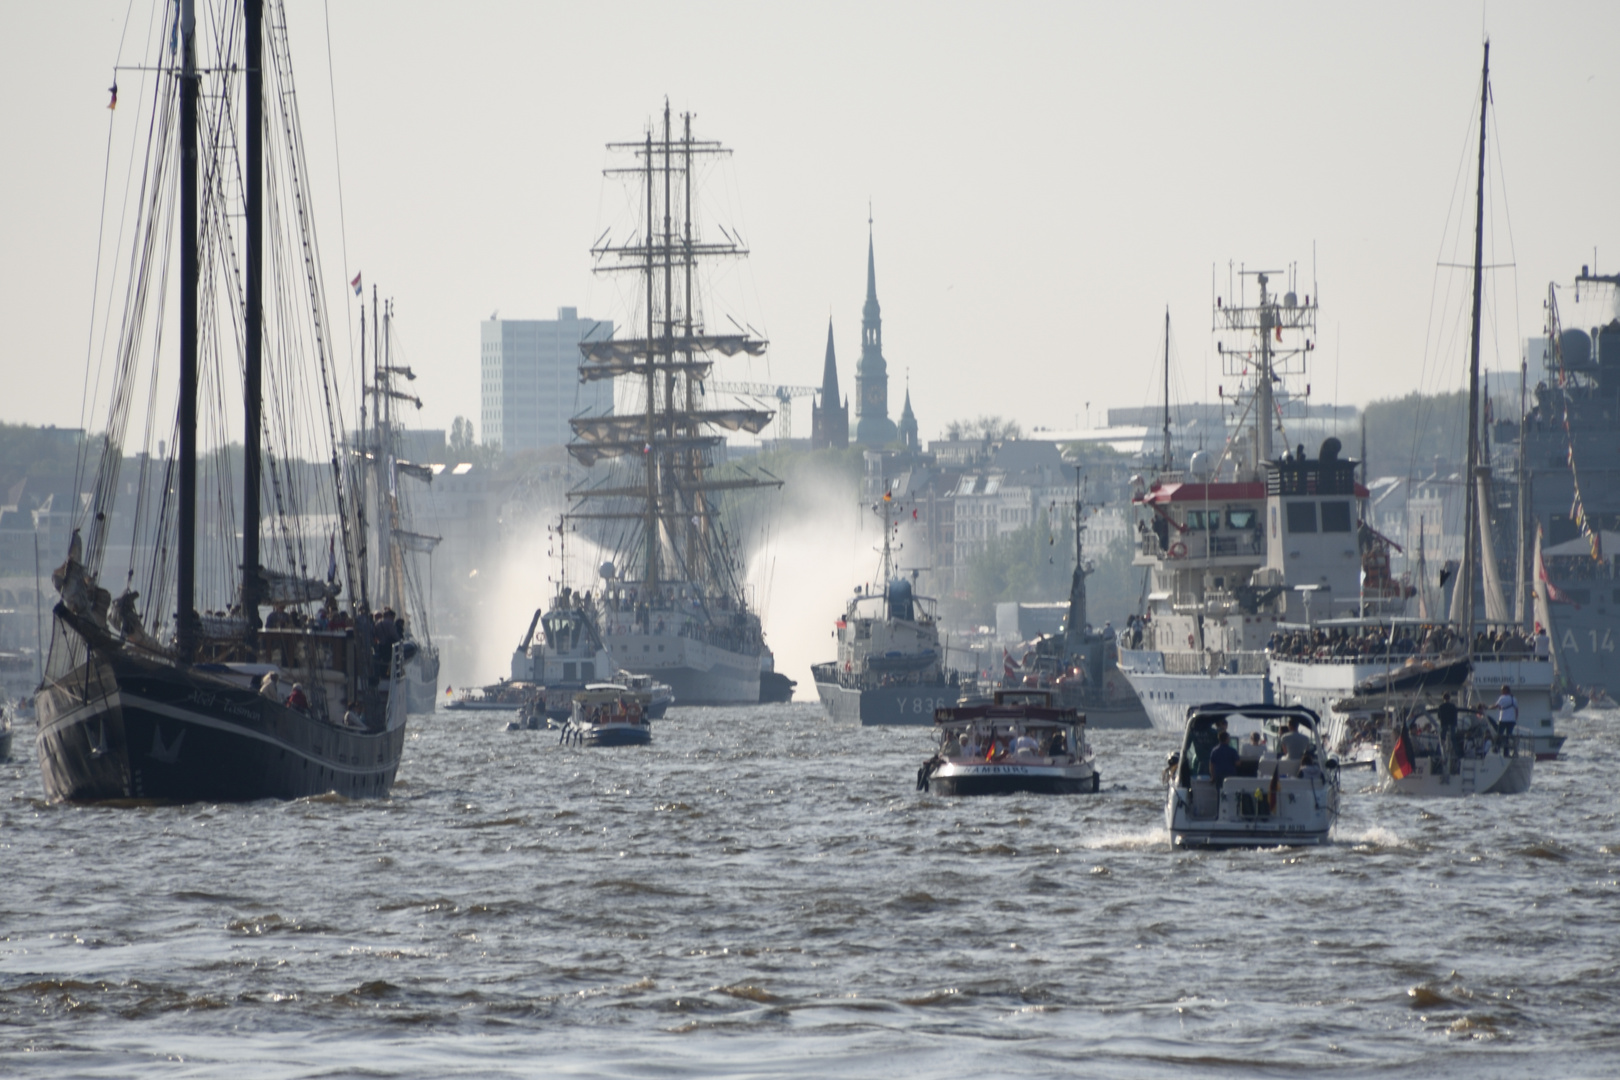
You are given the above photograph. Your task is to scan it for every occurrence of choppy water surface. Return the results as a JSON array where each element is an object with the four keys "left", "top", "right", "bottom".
[{"left": 3, "top": 704, "right": 1619, "bottom": 1078}]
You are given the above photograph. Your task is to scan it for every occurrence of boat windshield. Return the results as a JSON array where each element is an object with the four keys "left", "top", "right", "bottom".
[{"left": 939, "top": 721, "right": 1075, "bottom": 760}]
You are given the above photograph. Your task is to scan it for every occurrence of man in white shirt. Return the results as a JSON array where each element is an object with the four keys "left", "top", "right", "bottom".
[
  {"left": 1277, "top": 717, "right": 1312, "bottom": 776},
  {"left": 1533, "top": 625, "right": 1550, "bottom": 662},
  {"left": 1493, "top": 684, "right": 1519, "bottom": 740}
]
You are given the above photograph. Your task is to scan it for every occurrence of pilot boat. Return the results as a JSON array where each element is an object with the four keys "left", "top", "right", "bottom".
[
  {"left": 917, "top": 688, "right": 1098, "bottom": 796},
  {"left": 1164, "top": 704, "right": 1340, "bottom": 848}
]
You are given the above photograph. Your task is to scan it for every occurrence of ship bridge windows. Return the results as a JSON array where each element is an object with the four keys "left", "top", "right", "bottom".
[
  {"left": 1285, "top": 502, "right": 1317, "bottom": 533},
  {"left": 1226, "top": 508, "right": 1257, "bottom": 530},
  {"left": 1320, "top": 502, "right": 1353, "bottom": 532}
]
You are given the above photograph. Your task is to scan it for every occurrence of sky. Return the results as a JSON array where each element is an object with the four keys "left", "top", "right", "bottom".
[{"left": 4, "top": 0, "right": 1619, "bottom": 444}]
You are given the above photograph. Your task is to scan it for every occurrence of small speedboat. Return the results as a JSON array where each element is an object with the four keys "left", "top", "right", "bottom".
[
  {"left": 1165, "top": 704, "right": 1340, "bottom": 849},
  {"left": 559, "top": 684, "right": 653, "bottom": 747},
  {"left": 917, "top": 688, "right": 1098, "bottom": 796}
]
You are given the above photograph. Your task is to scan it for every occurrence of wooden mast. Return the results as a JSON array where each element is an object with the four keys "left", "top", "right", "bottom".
[
  {"left": 177, "top": 0, "right": 199, "bottom": 661},
  {"left": 1460, "top": 40, "right": 1490, "bottom": 637},
  {"left": 241, "top": 0, "right": 264, "bottom": 638}
]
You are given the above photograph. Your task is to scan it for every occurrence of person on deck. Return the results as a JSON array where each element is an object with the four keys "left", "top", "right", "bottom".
[
  {"left": 1437, "top": 692, "right": 1461, "bottom": 772},
  {"left": 1493, "top": 685, "right": 1519, "bottom": 742},
  {"left": 285, "top": 683, "right": 310, "bottom": 713},
  {"left": 1277, "top": 717, "right": 1312, "bottom": 776},
  {"left": 1208, "top": 719, "right": 1239, "bottom": 787}
]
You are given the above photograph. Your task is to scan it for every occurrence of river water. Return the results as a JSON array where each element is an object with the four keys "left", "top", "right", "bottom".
[{"left": 3, "top": 704, "right": 1618, "bottom": 1078}]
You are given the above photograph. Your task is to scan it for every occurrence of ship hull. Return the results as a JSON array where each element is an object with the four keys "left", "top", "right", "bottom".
[
  {"left": 813, "top": 678, "right": 957, "bottom": 725},
  {"left": 1116, "top": 650, "right": 1268, "bottom": 734},
  {"left": 35, "top": 616, "right": 406, "bottom": 803},
  {"left": 607, "top": 630, "right": 760, "bottom": 706}
]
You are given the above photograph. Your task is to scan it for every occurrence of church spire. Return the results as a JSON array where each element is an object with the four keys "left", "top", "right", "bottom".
[
  {"left": 855, "top": 211, "right": 897, "bottom": 446},
  {"left": 820, "top": 318, "right": 841, "bottom": 404}
]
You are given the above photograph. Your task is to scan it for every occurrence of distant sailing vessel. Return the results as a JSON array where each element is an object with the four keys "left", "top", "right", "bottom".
[
  {"left": 36, "top": 0, "right": 408, "bottom": 802},
  {"left": 358, "top": 291, "right": 441, "bottom": 714},
  {"left": 567, "top": 104, "right": 780, "bottom": 706}
]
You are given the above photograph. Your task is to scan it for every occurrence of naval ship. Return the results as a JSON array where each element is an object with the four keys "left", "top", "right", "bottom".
[{"left": 1493, "top": 268, "right": 1620, "bottom": 702}]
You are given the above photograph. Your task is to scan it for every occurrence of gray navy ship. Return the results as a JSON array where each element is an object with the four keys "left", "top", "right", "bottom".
[
  {"left": 1496, "top": 268, "right": 1620, "bottom": 701},
  {"left": 813, "top": 494, "right": 956, "bottom": 724}
]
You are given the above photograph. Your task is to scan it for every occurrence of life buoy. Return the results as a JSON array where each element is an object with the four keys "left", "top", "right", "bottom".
[{"left": 1169, "top": 541, "right": 1187, "bottom": 558}]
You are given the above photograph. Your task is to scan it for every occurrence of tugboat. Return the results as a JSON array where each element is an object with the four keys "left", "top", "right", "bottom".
[
  {"left": 917, "top": 688, "right": 1098, "bottom": 796},
  {"left": 1164, "top": 704, "right": 1340, "bottom": 849},
  {"left": 559, "top": 683, "right": 653, "bottom": 747},
  {"left": 814, "top": 492, "right": 956, "bottom": 724},
  {"left": 35, "top": 0, "right": 408, "bottom": 802}
]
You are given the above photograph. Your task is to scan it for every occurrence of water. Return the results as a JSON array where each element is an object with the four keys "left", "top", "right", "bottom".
[{"left": 3, "top": 705, "right": 1619, "bottom": 1078}]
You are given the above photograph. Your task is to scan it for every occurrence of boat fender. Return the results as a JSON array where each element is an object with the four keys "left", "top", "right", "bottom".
[
  {"left": 1169, "top": 541, "right": 1187, "bottom": 559},
  {"left": 1091, "top": 771, "right": 1101, "bottom": 794}
]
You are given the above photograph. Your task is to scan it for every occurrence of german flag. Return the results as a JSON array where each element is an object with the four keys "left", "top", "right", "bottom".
[{"left": 1388, "top": 731, "right": 1414, "bottom": 780}]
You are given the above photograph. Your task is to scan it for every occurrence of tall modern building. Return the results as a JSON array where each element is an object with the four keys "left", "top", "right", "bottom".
[
  {"left": 811, "top": 318, "right": 849, "bottom": 450},
  {"left": 855, "top": 223, "right": 899, "bottom": 446},
  {"left": 480, "top": 308, "right": 614, "bottom": 453}
]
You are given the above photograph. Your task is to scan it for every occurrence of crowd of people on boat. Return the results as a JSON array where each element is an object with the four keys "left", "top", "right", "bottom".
[{"left": 1264, "top": 623, "right": 1547, "bottom": 660}]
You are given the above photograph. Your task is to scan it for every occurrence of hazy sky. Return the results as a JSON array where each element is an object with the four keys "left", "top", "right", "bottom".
[{"left": 4, "top": 1, "right": 1619, "bottom": 442}]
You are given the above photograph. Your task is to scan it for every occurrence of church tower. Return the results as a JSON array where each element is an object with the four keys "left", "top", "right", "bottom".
[
  {"left": 898, "top": 380, "right": 918, "bottom": 452},
  {"left": 810, "top": 318, "right": 848, "bottom": 449},
  {"left": 854, "top": 219, "right": 899, "bottom": 446}
]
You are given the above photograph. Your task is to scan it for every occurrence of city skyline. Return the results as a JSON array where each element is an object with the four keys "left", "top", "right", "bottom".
[{"left": 3, "top": 2, "right": 1619, "bottom": 446}]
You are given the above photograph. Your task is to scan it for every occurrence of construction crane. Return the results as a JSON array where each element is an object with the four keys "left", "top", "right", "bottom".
[{"left": 705, "top": 381, "right": 819, "bottom": 442}]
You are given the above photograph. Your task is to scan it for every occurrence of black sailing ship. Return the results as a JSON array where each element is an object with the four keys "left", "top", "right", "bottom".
[
  {"left": 35, "top": 0, "right": 409, "bottom": 802},
  {"left": 566, "top": 104, "right": 780, "bottom": 706}
]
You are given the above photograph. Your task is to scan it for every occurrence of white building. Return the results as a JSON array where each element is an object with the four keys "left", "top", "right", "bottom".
[{"left": 480, "top": 309, "right": 614, "bottom": 454}]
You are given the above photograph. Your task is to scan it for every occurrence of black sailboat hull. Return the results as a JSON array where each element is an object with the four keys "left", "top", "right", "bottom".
[{"left": 35, "top": 617, "right": 405, "bottom": 803}]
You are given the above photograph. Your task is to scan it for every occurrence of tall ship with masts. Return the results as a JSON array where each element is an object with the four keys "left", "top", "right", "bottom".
[
  {"left": 35, "top": 0, "right": 408, "bottom": 801},
  {"left": 567, "top": 105, "right": 779, "bottom": 706},
  {"left": 357, "top": 290, "right": 441, "bottom": 713}
]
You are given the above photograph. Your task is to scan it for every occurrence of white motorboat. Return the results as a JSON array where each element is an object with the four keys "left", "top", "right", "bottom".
[
  {"left": 917, "top": 689, "right": 1099, "bottom": 796},
  {"left": 1375, "top": 704, "right": 1532, "bottom": 796},
  {"left": 1164, "top": 704, "right": 1341, "bottom": 849},
  {"left": 559, "top": 684, "right": 653, "bottom": 747}
]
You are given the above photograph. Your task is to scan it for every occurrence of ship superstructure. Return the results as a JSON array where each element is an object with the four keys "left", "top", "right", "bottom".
[{"left": 1117, "top": 274, "right": 1362, "bottom": 733}]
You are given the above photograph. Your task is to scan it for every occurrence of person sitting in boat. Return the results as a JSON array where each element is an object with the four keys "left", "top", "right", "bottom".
[
  {"left": 258, "top": 671, "right": 282, "bottom": 701},
  {"left": 1298, "top": 749, "right": 1325, "bottom": 781},
  {"left": 1208, "top": 720, "right": 1239, "bottom": 788},
  {"left": 1277, "top": 717, "right": 1312, "bottom": 777},
  {"left": 1011, "top": 729, "right": 1041, "bottom": 757},
  {"left": 1047, "top": 729, "right": 1068, "bottom": 758},
  {"left": 285, "top": 682, "right": 310, "bottom": 713},
  {"left": 1240, "top": 731, "right": 1266, "bottom": 763}
]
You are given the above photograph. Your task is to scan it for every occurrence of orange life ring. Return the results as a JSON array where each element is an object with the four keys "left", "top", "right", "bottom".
[{"left": 1169, "top": 541, "right": 1188, "bottom": 558}]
